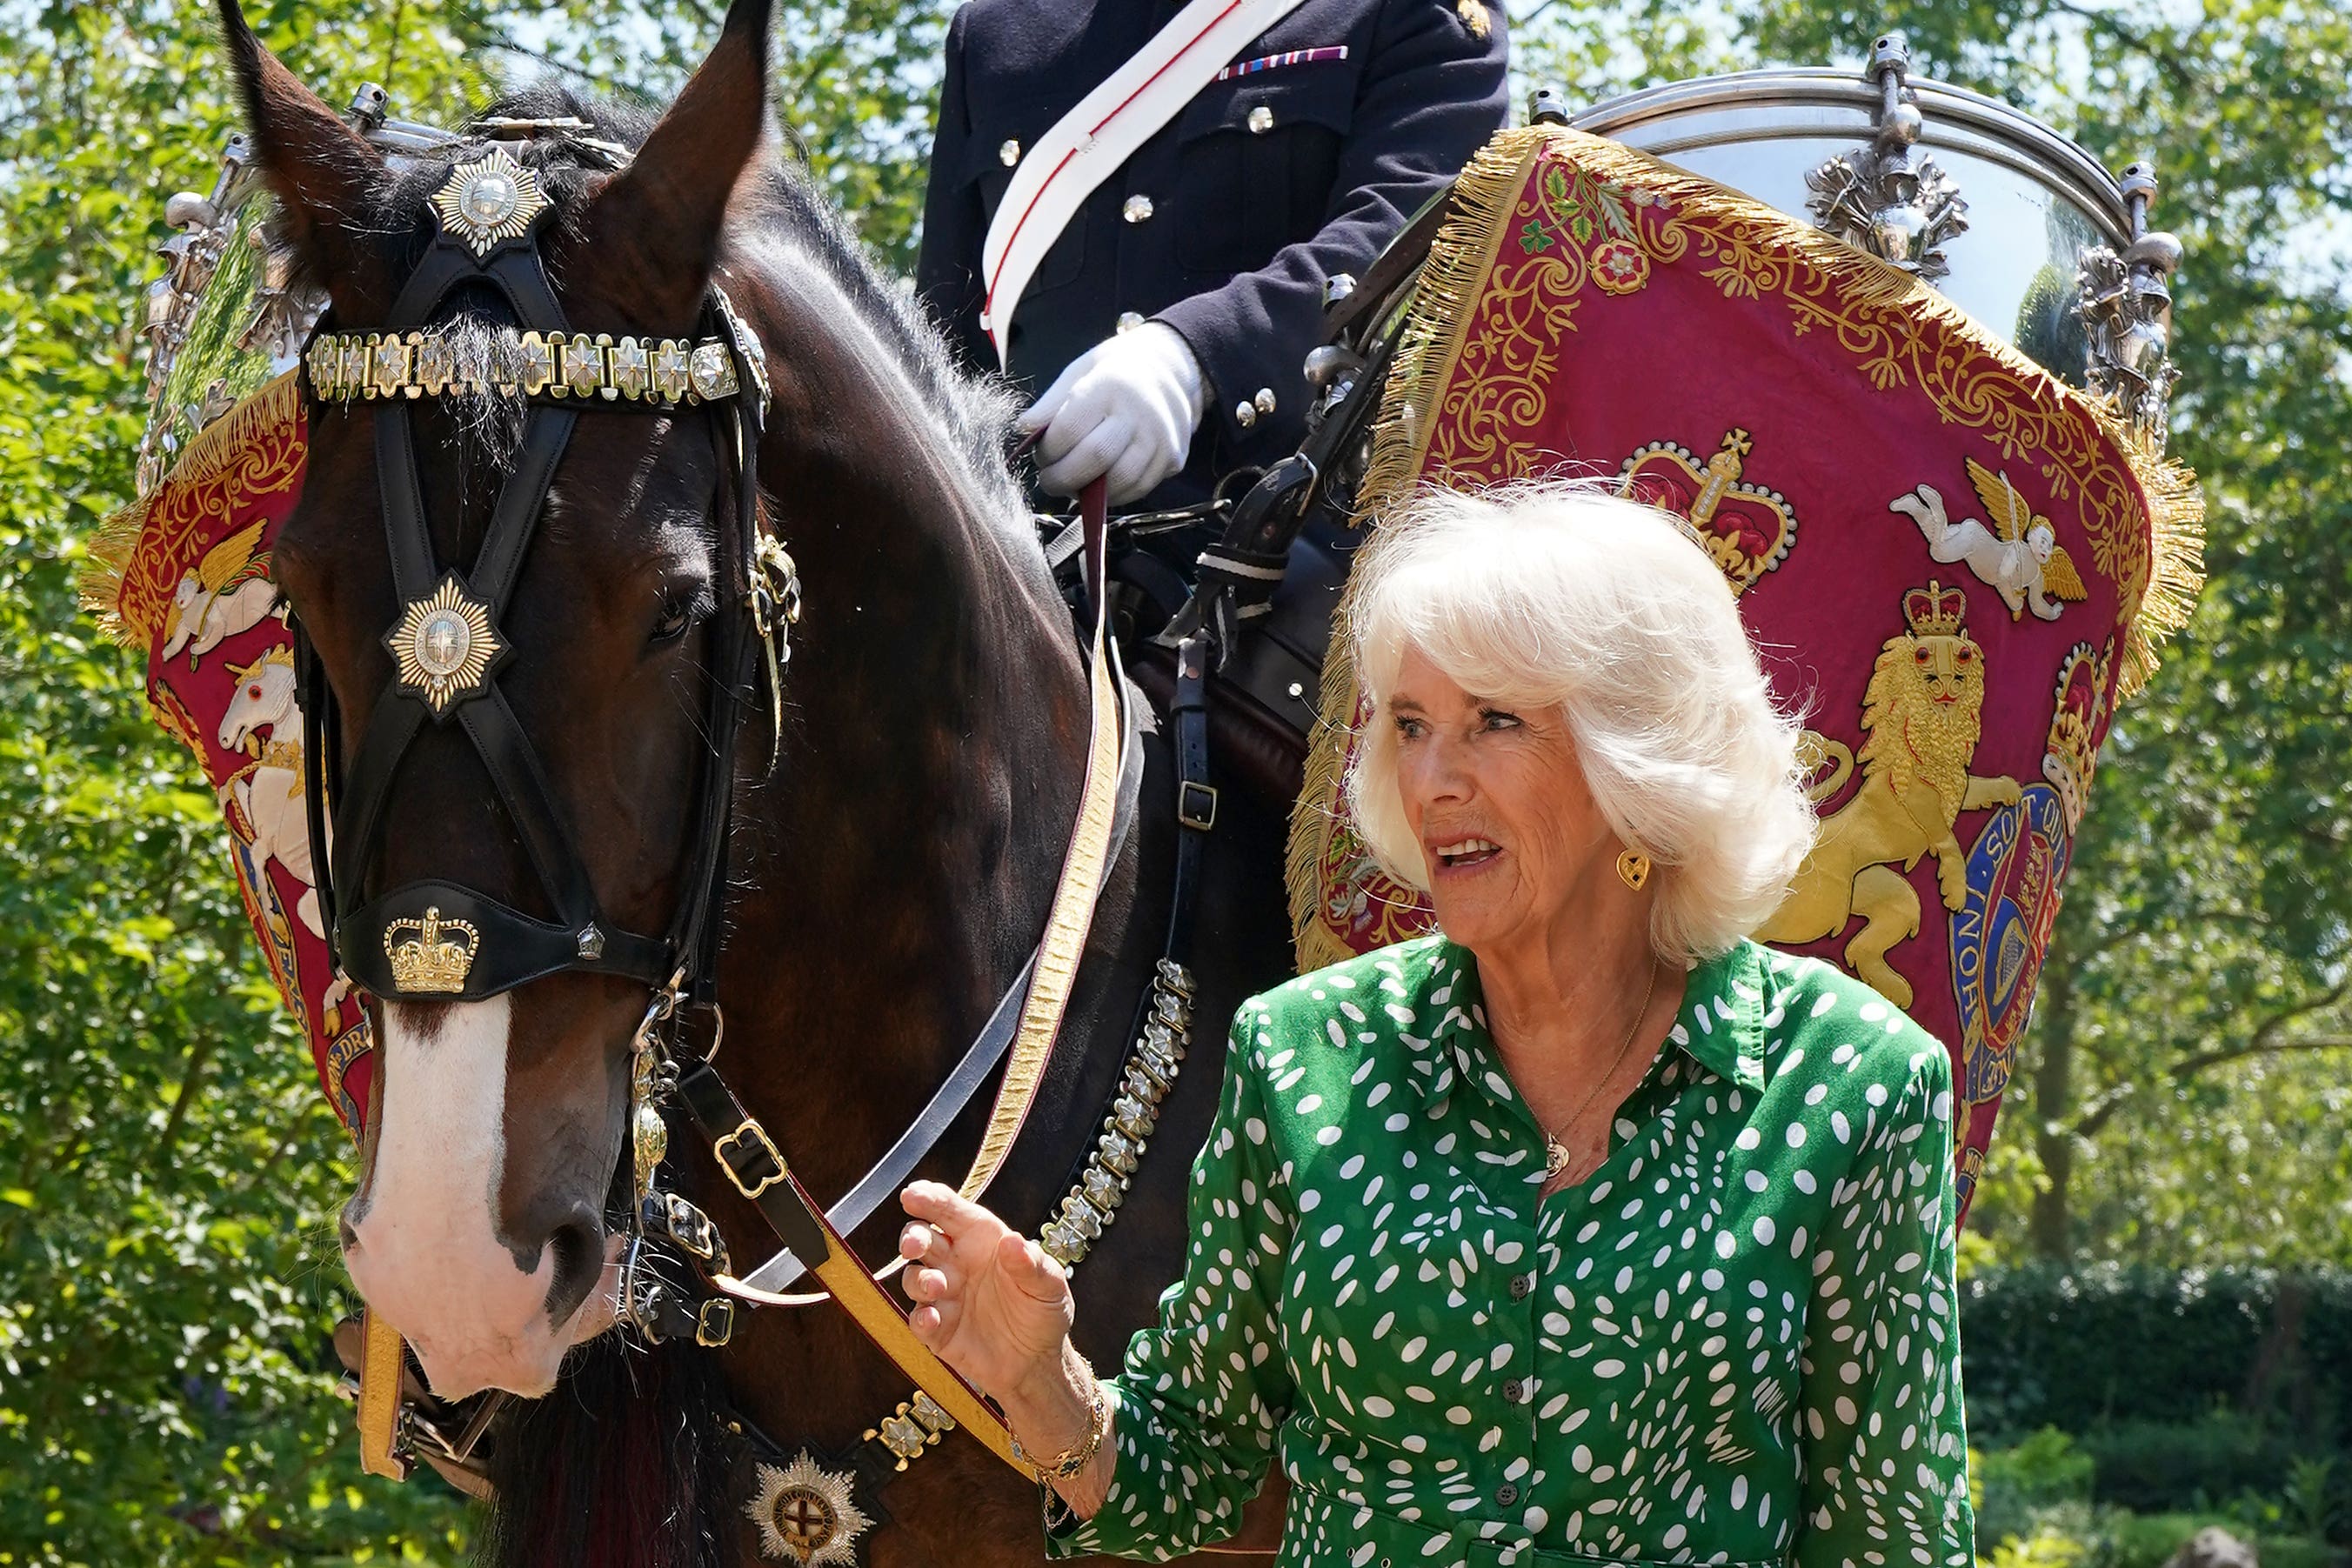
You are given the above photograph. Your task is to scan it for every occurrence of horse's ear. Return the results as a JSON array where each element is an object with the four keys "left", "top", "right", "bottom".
[
  {"left": 214, "top": 0, "right": 397, "bottom": 318},
  {"left": 580, "top": 0, "right": 774, "bottom": 328}
]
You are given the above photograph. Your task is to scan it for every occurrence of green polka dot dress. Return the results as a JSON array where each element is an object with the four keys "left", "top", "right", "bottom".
[{"left": 1046, "top": 935, "right": 1974, "bottom": 1568}]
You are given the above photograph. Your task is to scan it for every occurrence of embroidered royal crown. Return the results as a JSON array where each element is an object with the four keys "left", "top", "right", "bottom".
[
  {"left": 1616, "top": 427, "right": 1799, "bottom": 596},
  {"left": 2041, "top": 642, "right": 2114, "bottom": 831},
  {"left": 384, "top": 905, "right": 480, "bottom": 994},
  {"left": 1902, "top": 580, "right": 1970, "bottom": 637}
]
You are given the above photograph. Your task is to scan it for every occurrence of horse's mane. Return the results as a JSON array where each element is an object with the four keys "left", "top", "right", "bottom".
[{"left": 341, "top": 81, "right": 1026, "bottom": 530}]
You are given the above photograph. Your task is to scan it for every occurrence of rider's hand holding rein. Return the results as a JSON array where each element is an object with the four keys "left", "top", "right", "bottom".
[
  {"left": 1018, "top": 323, "right": 1207, "bottom": 505},
  {"left": 899, "top": 1180, "right": 1114, "bottom": 1516}
]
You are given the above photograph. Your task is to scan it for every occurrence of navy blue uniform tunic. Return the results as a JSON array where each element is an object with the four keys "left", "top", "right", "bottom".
[{"left": 915, "top": 0, "right": 1509, "bottom": 507}]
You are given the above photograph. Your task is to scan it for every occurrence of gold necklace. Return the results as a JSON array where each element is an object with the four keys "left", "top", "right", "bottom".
[{"left": 1542, "top": 958, "right": 1661, "bottom": 1180}]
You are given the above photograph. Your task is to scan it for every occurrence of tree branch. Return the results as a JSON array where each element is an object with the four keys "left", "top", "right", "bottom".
[
  {"left": 2165, "top": 1034, "right": 2352, "bottom": 1081},
  {"left": 471, "top": 30, "right": 634, "bottom": 97},
  {"left": 2038, "top": 0, "right": 2199, "bottom": 95},
  {"left": 2069, "top": 976, "right": 2352, "bottom": 1137},
  {"left": 150, "top": 1032, "right": 219, "bottom": 1166}
]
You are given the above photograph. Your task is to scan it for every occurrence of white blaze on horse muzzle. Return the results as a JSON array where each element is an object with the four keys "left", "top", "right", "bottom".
[{"left": 341, "top": 997, "right": 623, "bottom": 1399}]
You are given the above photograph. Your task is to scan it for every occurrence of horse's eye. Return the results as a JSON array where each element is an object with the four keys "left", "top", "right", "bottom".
[{"left": 651, "top": 595, "right": 695, "bottom": 645}]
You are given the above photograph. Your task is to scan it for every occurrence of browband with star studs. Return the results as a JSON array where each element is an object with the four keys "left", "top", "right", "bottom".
[{"left": 304, "top": 326, "right": 742, "bottom": 406}]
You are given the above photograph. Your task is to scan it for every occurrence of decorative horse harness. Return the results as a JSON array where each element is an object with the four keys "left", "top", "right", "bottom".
[{"left": 296, "top": 130, "right": 1219, "bottom": 1541}]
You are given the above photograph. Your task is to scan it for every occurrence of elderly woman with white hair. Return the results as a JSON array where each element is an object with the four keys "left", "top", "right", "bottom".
[{"left": 899, "top": 481, "right": 1975, "bottom": 1567}]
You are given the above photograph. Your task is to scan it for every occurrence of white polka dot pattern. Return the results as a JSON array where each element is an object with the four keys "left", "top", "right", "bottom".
[{"left": 1045, "top": 937, "right": 1974, "bottom": 1568}]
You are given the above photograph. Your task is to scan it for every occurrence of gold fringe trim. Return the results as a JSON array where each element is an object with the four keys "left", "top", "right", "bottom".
[
  {"left": 79, "top": 370, "right": 304, "bottom": 647},
  {"left": 2098, "top": 410, "right": 2205, "bottom": 700},
  {"left": 1286, "top": 128, "right": 1554, "bottom": 962},
  {"left": 1346, "top": 125, "right": 1555, "bottom": 535},
  {"left": 1286, "top": 123, "right": 2207, "bottom": 963}
]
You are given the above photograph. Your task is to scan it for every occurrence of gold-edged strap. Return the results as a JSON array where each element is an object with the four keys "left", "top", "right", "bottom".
[
  {"left": 356, "top": 1310, "right": 411, "bottom": 1480},
  {"left": 304, "top": 326, "right": 741, "bottom": 406},
  {"left": 712, "top": 1193, "right": 1039, "bottom": 1479},
  {"left": 953, "top": 479, "right": 1127, "bottom": 1205},
  {"left": 686, "top": 1060, "right": 1039, "bottom": 1479}
]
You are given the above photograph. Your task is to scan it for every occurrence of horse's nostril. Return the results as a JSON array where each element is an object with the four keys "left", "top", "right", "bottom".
[{"left": 542, "top": 1214, "right": 606, "bottom": 1324}]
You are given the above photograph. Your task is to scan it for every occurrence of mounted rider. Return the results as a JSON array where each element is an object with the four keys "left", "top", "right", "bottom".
[{"left": 915, "top": 0, "right": 1509, "bottom": 516}]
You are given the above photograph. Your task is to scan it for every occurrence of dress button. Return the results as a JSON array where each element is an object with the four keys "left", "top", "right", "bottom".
[
  {"left": 1495, "top": 1482, "right": 1520, "bottom": 1508},
  {"left": 1233, "top": 399, "right": 1258, "bottom": 430},
  {"left": 1503, "top": 1378, "right": 1527, "bottom": 1404},
  {"left": 1509, "top": 1271, "right": 1535, "bottom": 1300},
  {"left": 1123, "top": 193, "right": 1155, "bottom": 224},
  {"left": 1116, "top": 310, "right": 1146, "bottom": 333},
  {"left": 1253, "top": 387, "right": 1276, "bottom": 416},
  {"left": 1247, "top": 104, "right": 1274, "bottom": 134}
]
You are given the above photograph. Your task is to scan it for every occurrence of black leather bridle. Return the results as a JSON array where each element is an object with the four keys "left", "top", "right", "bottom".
[{"left": 291, "top": 145, "right": 777, "bottom": 1017}]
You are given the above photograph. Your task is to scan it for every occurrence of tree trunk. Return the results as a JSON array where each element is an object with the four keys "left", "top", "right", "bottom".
[{"left": 2029, "top": 962, "right": 2077, "bottom": 1258}]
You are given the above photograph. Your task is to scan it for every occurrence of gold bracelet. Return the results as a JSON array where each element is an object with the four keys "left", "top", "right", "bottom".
[{"left": 1012, "top": 1355, "right": 1107, "bottom": 1481}]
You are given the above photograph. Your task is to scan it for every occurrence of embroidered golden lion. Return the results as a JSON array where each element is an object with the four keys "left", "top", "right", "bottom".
[{"left": 1760, "top": 583, "right": 2021, "bottom": 1009}]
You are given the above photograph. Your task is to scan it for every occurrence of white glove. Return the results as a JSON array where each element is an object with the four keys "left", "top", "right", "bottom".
[{"left": 1019, "top": 322, "right": 1207, "bottom": 504}]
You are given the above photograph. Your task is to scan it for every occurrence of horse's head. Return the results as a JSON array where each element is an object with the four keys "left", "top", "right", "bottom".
[
  {"left": 218, "top": 644, "right": 296, "bottom": 752},
  {"left": 217, "top": 0, "right": 780, "bottom": 1397}
]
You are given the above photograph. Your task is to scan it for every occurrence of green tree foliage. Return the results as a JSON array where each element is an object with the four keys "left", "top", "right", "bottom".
[{"left": 0, "top": 0, "right": 2343, "bottom": 1562}]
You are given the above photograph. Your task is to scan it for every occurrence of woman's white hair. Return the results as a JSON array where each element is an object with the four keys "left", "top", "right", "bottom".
[{"left": 1343, "top": 477, "right": 1817, "bottom": 965}]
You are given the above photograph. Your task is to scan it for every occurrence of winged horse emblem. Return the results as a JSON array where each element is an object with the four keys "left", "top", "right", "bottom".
[
  {"left": 1889, "top": 458, "right": 2090, "bottom": 622},
  {"left": 162, "top": 518, "right": 284, "bottom": 666}
]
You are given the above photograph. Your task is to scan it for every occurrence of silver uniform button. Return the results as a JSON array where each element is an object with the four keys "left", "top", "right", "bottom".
[
  {"left": 1247, "top": 104, "right": 1274, "bottom": 134},
  {"left": 1253, "top": 387, "right": 1276, "bottom": 416},
  {"left": 999, "top": 138, "right": 1020, "bottom": 168},
  {"left": 1122, "top": 193, "right": 1155, "bottom": 224},
  {"left": 1116, "top": 310, "right": 1146, "bottom": 333},
  {"left": 1234, "top": 399, "right": 1258, "bottom": 430}
]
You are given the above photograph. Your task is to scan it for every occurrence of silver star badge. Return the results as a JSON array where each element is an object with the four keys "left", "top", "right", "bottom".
[
  {"left": 384, "top": 574, "right": 502, "bottom": 714},
  {"left": 745, "top": 1452, "right": 871, "bottom": 1565},
  {"left": 430, "top": 149, "right": 550, "bottom": 258}
]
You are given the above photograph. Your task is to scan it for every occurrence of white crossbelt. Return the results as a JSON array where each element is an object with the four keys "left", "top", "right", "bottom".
[{"left": 979, "top": 0, "right": 1313, "bottom": 366}]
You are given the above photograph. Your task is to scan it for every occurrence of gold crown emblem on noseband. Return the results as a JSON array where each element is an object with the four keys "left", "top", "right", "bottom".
[{"left": 384, "top": 905, "right": 481, "bottom": 994}]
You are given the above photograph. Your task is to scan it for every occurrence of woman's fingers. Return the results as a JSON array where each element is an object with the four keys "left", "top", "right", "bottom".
[
  {"left": 901, "top": 1180, "right": 1002, "bottom": 1239},
  {"left": 908, "top": 1292, "right": 961, "bottom": 1346},
  {"left": 907, "top": 1298, "right": 945, "bottom": 1341},
  {"left": 997, "top": 1231, "right": 1068, "bottom": 1302},
  {"left": 899, "top": 1220, "right": 937, "bottom": 1263}
]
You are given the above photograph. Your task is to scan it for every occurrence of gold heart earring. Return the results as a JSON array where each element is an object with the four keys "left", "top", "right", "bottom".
[{"left": 1615, "top": 849, "right": 1651, "bottom": 891}]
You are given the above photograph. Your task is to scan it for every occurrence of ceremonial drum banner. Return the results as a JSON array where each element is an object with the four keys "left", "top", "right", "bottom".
[
  {"left": 1289, "top": 126, "right": 2202, "bottom": 1211},
  {"left": 87, "top": 373, "right": 376, "bottom": 1134}
]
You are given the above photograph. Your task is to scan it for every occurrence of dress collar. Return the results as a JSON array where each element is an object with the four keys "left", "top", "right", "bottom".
[{"left": 1405, "top": 937, "right": 1767, "bottom": 1110}]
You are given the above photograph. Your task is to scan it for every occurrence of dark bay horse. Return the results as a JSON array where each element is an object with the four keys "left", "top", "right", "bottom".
[{"left": 217, "top": 0, "right": 1295, "bottom": 1558}]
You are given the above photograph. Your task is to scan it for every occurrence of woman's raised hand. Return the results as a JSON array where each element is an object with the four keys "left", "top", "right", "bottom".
[{"left": 899, "top": 1180, "right": 1075, "bottom": 1401}]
